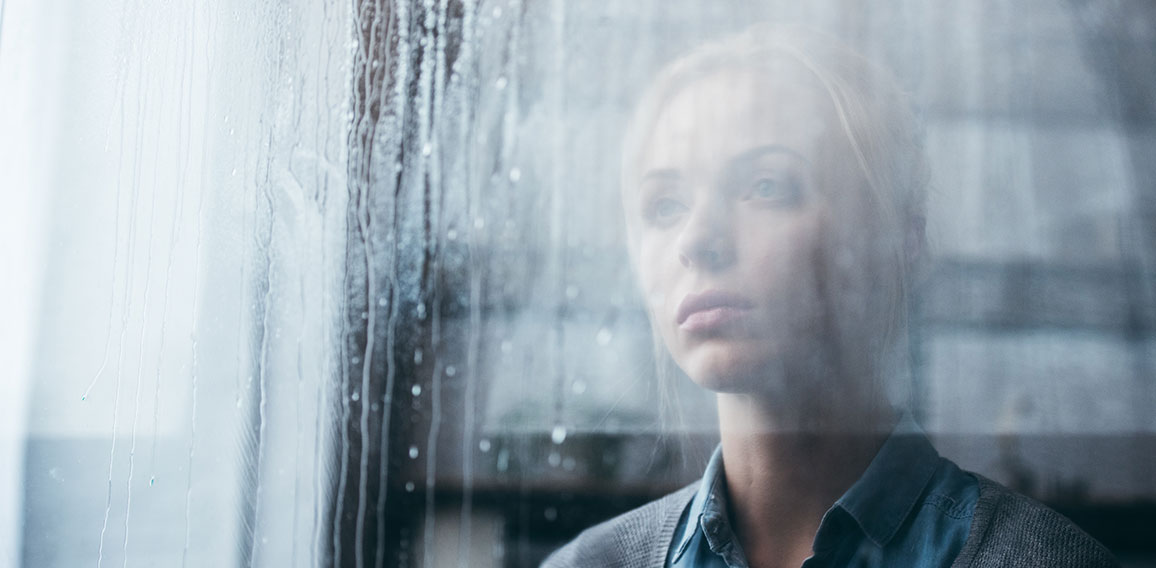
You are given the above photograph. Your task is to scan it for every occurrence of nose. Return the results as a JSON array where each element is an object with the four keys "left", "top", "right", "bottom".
[{"left": 676, "top": 198, "right": 735, "bottom": 271}]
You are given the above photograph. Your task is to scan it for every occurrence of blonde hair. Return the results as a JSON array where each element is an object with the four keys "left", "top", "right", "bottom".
[{"left": 622, "top": 25, "right": 929, "bottom": 430}]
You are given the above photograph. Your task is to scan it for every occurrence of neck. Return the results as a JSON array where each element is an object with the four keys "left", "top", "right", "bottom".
[{"left": 714, "top": 390, "right": 897, "bottom": 568}]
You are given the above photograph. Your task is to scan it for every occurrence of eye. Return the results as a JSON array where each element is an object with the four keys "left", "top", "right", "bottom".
[
  {"left": 753, "top": 178, "right": 780, "bottom": 197},
  {"left": 644, "top": 197, "right": 687, "bottom": 226},
  {"left": 747, "top": 173, "right": 801, "bottom": 206}
]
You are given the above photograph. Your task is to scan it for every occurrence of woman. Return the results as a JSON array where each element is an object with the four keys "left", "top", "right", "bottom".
[{"left": 544, "top": 26, "right": 1116, "bottom": 568}]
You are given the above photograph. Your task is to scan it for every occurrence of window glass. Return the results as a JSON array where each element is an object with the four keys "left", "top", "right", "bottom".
[{"left": 3, "top": 1, "right": 1154, "bottom": 566}]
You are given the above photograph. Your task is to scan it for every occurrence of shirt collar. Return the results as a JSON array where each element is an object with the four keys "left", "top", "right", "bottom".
[
  {"left": 670, "top": 445, "right": 735, "bottom": 565},
  {"left": 670, "top": 415, "right": 942, "bottom": 564},
  {"left": 833, "top": 414, "right": 942, "bottom": 547}
]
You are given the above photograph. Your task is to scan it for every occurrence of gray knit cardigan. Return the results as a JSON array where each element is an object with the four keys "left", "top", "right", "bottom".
[{"left": 542, "top": 475, "right": 1119, "bottom": 568}]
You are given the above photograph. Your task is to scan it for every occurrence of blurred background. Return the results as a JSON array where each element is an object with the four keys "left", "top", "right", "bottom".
[{"left": 1, "top": 0, "right": 1154, "bottom": 566}]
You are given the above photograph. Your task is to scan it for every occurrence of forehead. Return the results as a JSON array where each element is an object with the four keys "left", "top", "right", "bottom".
[{"left": 638, "top": 63, "right": 833, "bottom": 177}]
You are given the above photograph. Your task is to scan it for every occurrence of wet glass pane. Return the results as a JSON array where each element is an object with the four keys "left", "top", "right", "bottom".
[{"left": 2, "top": 1, "right": 1154, "bottom": 567}]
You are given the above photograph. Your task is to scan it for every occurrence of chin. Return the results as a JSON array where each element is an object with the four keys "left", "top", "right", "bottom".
[{"left": 680, "top": 346, "right": 780, "bottom": 394}]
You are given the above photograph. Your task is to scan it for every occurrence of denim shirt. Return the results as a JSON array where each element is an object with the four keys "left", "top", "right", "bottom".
[{"left": 667, "top": 420, "right": 979, "bottom": 568}]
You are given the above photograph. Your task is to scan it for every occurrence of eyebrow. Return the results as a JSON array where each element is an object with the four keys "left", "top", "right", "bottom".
[
  {"left": 639, "top": 168, "right": 681, "bottom": 185},
  {"left": 638, "top": 144, "right": 811, "bottom": 184},
  {"left": 729, "top": 144, "right": 810, "bottom": 167}
]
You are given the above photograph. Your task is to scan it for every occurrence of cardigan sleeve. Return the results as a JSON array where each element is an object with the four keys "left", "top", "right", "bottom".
[
  {"left": 950, "top": 475, "right": 1119, "bottom": 568},
  {"left": 541, "top": 484, "right": 697, "bottom": 568}
]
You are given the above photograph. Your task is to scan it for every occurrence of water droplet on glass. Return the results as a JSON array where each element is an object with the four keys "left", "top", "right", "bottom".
[
  {"left": 370, "top": 402, "right": 380, "bottom": 411},
  {"left": 414, "top": 349, "right": 423, "bottom": 364},
  {"left": 563, "top": 457, "right": 576, "bottom": 471},
  {"left": 551, "top": 425, "right": 567, "bottom": 444},
  {"left": 416, "top": 302, "right": 426, "bottom": 319},
  {"left": 408, "top": 446, "right": 419, "bottom": 459},
  {"left": 351, "top": 391, "right": 360, "bottom": 402},
  {"left": 565, "top": 285, "right": 579, "bottom": 300},
  {"left": 447, "top": 228, "right": 458, "bottom": 240},
  {"left": 80, "top": 395, "right": 86, "bottom": 401},
  {"left": 508, "top": 167, "right": 521, "bottom": 183},
  {"left": 548, "top": 451, "right": 561, "bottom": 467},
  {"left": 571, "top": 380, "right": 587, "bottom": 395},
  {"left": 351, "top": 356, "right": 361, "bottom": 364},
  {"left": 378, "top": 297, "right": 387, "bottom": 307},
  {"left": 474, "top": 217, "right": 485, "bottom": 230},
  {"left": 149, "top": 476, "right": 156, "bottom": 486},
  {"left": 479, "top": 439, "right": 491, "bottom": 452},
  {"left": 497, "top": 449, "right": 510, "bottom": 472},
  {"left": 230, "top": 168, "right": 238, "bottom": 177},
  {"left": 544, "top": 507, "right": 557, "bottom": 521},
  {"left": 421, "top": 143, "right": 432, "bottom": 156},
  {"left": 411, "top": 384, "right": 422, "bottom": 396},
  {"left": 492, "top": 6, "right": 502, "bottom": 18},
  {"left": 445, "top": 365, "right": 456, "bottom": 377},
  {"left": 500, "top": 340, "right": 513, "bottom": 353},
  {"left": 595, "top": 328, "right": 613, "bottom": 346},
  {"left": 405, "top": 481, "right": 415, "bottom": 492},
  {"left": 495, "top": 76, "right": 508, "bottom": 90}
]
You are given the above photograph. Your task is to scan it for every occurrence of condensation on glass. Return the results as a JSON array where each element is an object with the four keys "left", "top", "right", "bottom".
[{"left": 1, "top": 1, "right": 1153, "bottom": 567}]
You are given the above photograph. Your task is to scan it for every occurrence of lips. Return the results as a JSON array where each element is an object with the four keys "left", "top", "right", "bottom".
[{"left": 675, "top": 289, "right": 754, "bottom": 329}]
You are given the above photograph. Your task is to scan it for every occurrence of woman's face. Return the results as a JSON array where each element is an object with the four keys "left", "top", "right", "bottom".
[{"left": 628, "top": 65, "right": 868, "bottom": 395}]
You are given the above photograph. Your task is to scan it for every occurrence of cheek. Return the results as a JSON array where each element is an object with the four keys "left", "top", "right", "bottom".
[
  {"left": 744, "top": 216, "right": 826, "bottom": 289},
  {"left": 634, "top": 241, "right": 657, "bottom": 294},
  {"left": 637, "top": 231, "right": 674, "bottom": 278},
  {"left": 741, "top": 215, "right": 833, "bottom": 345},
  {"left": 635, "top": 238, "right": 672, "bottom": 315}
]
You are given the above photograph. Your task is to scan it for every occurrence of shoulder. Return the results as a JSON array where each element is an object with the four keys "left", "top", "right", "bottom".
[
  {"left": 952, "top": 474, "right": 1119, "bottom": 568},
  {"left": 541, "top": 483, "right": 697, "bottom": 568}
]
